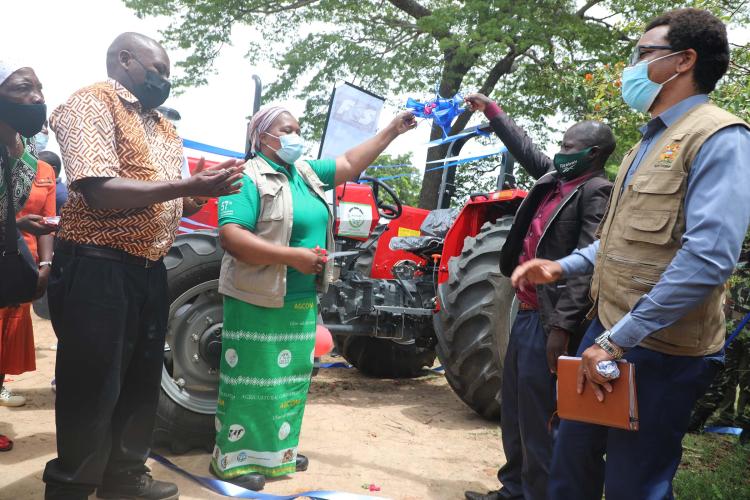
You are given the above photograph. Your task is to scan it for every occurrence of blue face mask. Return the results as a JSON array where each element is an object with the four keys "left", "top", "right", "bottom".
[
  {"left": 265, "top": 132, "right": 304, "bottom": 164},
  {"left": 620, "top": 51, "right": 684, "bottom": 113},
  {"left": 34, "top": 132, "right": 49, "bottom": 151}
]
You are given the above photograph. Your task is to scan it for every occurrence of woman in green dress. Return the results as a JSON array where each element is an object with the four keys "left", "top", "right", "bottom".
[{"left": 213, "top": 106, "right": 416, "bottom": 490}]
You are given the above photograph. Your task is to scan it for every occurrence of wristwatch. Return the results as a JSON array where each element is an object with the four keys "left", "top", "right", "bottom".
[
  {"left": 38, "top": 261, "right": 52, "bottom": 269},
  {"left": 594, "top": 330, "right": 624, "bottom": 359}
]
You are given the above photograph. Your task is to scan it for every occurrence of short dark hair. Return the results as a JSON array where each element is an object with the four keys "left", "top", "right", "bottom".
[
  {"left": 569, "top": 120, "right": 616, "bottom": 166},
  {"left": 645, "top": 8, "right": 729, "bottom": 93},
  {"left": 38, "top": 150, "right": 62, "bottom": 175}
]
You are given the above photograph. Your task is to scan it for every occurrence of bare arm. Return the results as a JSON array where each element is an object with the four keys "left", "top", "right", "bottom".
[
  {"left": 219, "top": 223, "right": 324, "bottom": 275},
  {"left": 333, "top": 112, "right": 417, "bottom": 186},
  {"left": 75, "top": 158, "right": 245, "bottom": 210}
]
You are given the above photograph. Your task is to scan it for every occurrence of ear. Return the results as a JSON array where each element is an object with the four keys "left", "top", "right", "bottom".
[
  {"left": 676, "top": 48, "right": 697, "bottom": 75},
  {"left": 118, "top": 50, "right": 133, "bottom": 69},
  {"left": 587, "top": 146, "right": 601, "bottom": 162}
]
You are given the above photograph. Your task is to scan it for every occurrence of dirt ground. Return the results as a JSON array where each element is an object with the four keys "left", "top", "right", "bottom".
[{"left": 0, "top": 313, "right": 505, "bottom": 500}]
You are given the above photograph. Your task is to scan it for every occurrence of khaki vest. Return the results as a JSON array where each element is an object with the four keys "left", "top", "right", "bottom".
[
  {"left": 219, "top": 156, "right": 335, "bottom": 308},
  {"left": 590, "top": 102, "right": 748, "bottom": 356}
]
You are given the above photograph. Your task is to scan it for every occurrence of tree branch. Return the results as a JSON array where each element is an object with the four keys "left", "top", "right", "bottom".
[
  {"left": 386, "top": 0, "right": 431, "bottom": 19},
  {"left": 575, "top": 0, "right": 604, "bottom": 17},
  {"left": 477, "top": 47, "right": 519, "bottom": 96}
]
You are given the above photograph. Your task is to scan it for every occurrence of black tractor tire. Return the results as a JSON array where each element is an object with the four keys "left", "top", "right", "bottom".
[
  {"left": 153, "top": 231, "right": 223, "bottom": 454},
  {"left": 333, "top": 334, "right": 436, "bottom": 378},
  {"left": 433, "top": 217, "right": 517, "bottom": 420}
]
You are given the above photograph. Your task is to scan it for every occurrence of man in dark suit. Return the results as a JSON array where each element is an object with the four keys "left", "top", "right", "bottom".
[{"left": 464, "top": 93, "right": 614, "bottom": 500}]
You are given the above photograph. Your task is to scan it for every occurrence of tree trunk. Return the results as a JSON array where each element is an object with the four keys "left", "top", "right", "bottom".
[{"left": 417, "top": 63, "right": 473, "bottom": 209}]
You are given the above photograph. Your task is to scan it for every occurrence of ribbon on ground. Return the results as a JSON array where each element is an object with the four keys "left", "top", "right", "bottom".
[
  {"left": 150, "top": 453, "right": 388, "bottom": 500},
  {"left": 703, "top": 426, "right": 744, "bottom": 436}
]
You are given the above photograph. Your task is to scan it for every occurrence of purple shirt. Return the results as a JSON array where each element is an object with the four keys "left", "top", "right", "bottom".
[{"left": 516, "top": 173, "right": 594, "bottom": 307}]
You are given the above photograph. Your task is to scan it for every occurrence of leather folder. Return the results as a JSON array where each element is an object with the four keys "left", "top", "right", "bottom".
[{"left": 556, "top": 355, "right": 639, "bottom": 431}]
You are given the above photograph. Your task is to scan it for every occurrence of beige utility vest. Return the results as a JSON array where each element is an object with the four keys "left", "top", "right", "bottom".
[
  {"left": 590, "top": 102, "right": 749, "bottom": 356},
  {"left": 218, "top": 155, "right": 335, "bottom": 308}
]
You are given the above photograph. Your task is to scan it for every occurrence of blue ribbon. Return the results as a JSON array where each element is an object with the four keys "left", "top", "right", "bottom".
[
  {"left": 425, "top": 128, "right": 491, "bottom": 147},
  {"left": 149, "top": 453, "right": 387, "bottom": 500},
  {"left": 183, "top": 139, "right": 245, "bottom": 159},
  {"left": 703, "top": 426, "right": 744, "bottom": 436},
  {"left": 405, "top": 91, "right": 465, "bottom": 138},
  {"left": 725, "top": 311, "right": 750, "bottom": 347},
  {"left": 372, "top": 149, "right": 504, "bottom": 182}
]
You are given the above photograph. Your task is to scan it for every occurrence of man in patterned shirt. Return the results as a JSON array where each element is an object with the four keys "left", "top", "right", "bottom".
[{"left": 43, "top": 32, "right": 244, "bottom": 500}]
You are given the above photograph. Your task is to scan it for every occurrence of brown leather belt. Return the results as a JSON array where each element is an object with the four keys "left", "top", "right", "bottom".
[
  {"left": 518, "top": 302, "right": 537, "bottom": 311},
  {"left": 55, "top": 240, "right": 162, "bottom": 268}
]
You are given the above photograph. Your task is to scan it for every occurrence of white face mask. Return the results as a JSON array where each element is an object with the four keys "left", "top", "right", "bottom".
[{"left": 264, "top": 132, "right": 305, "bottom": 164}]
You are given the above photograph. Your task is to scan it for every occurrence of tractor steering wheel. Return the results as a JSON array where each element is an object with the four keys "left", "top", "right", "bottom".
[{"left": 358, "top": 176, "right": 403, "bottom": 219}]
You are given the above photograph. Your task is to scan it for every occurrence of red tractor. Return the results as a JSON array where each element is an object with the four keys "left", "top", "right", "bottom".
[{"left": 154, "top": 125, "right": 525, "bottom": 453}]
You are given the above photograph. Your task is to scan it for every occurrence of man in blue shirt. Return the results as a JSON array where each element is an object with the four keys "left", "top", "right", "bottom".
[{"left": 511, "top": 8, "right": 750, "bottom": 499}]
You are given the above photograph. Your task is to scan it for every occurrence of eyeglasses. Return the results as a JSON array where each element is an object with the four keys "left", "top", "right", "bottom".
[{"left": 629, "top": 44, "right": 673, "bottom": 66}]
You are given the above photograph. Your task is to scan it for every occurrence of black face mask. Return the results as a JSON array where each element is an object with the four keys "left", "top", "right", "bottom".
[
  {"left": 128, "top": 58, "right": 171, "bottom": 110},
  {"left": 0, "top": 98, "right": 47, "bottom": 138}
]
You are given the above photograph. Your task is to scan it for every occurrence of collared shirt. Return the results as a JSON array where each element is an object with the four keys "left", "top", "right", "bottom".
[
  {"left": 50, "top": 79, "right": 184, "bottom": 260},
  {"left": 517, "top": 172, "right": 594, "bottom": 307},
  {"left": 558, "top": 94, "right": 750, "bottom": 348}
]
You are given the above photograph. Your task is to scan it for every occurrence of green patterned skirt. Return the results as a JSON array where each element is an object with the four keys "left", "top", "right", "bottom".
[{"left": 212, "top": 294, "right": 316, "bottom": 478}]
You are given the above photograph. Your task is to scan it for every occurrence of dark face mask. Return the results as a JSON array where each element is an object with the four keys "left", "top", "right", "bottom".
[
  {"left": 0, "top": 98, "right": 47, "bottom": 138},
  {"left": 553, "top": 146, "right": 596, "bottom": 180},
  {"left": 128, "top": 58, "right": 171, "bottom": 110}
]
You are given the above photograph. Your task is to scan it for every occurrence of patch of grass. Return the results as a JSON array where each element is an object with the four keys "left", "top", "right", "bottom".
[{"left": 674, "top": 433, "right": 750, "bottom": 499}]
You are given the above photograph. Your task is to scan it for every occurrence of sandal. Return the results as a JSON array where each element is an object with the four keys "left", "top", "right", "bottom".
[{"left": 0, "top": 434, "right": 13, "bottom": 451}]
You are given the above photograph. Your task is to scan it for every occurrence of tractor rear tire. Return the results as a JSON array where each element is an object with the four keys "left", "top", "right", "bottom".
[
  {"left": 333, "top": 335, "right": 436, "bottom": 378},
  {"left": 154, "top": 231, "right": 223, "bottom": 454},
  {"left": 433, "top": 217, "right": 516, "bottom": 420}
]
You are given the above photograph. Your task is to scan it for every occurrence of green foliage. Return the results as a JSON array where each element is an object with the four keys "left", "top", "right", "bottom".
[
  {"left": 450, "top": 157, "right": 501, "bottom": 208},
  {"left": 124, "top": 0, "right": 750, "bottom": 206},
  {"left": 556, "top": 2, "right": 750, "bottom": 178},
  {"left": 365, "top": 153, "right": 421, "bottom": 207},
  {"left": 674, "top": 433, "right": 750, "bottom": 499}
]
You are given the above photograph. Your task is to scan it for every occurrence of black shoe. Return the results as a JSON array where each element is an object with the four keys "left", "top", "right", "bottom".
[
  {"left": 296, "top": 453, "right": 309, "bottom": 472},
  {"left": 208, "top": 464, "right": 265, "bottom": 491},
  {"left": 97, "top": 470, "right": 178, "bottom": 499},
  {"left": 465, "top": 491, "right": 501, "bottom": 500}
]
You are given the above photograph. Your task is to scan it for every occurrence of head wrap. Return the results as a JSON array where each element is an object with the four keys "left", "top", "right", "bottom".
[
  {"left": 0, "top": 59, "right": 24, "bottom": 86},
  {"left": 247, "top": 106, "right": 293, "bottom": 154}
]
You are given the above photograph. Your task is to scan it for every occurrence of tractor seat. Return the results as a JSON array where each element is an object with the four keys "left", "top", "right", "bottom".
[
  {"left": 387, "top": 208, "right": 458, "bottom": 256},
  {"left": 389, "top": 235, "right": 443, "bottom": 255}
]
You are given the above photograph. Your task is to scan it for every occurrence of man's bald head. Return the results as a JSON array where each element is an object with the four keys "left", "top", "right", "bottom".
[
  {"left": 560, "top": 120, "right": 616, "bottom": 170},
  {"left": 106, "top": 32, "right": 171, "bottom": 104},
  {"left": 106, "top": 33, "right": 168, "bottom": 75}
]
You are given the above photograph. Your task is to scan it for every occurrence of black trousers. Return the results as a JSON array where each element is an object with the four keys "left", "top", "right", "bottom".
[
  {"left": 43, "top": 250, "right": 168, "bottom": 499},
  {"left": 497, "top": 310, "right": 556, "bottom": 500}
]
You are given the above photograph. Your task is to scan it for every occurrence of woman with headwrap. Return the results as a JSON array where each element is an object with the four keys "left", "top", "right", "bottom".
[
  {"left": 0, "top": 61, "right": 52, "bottom": 452},
  {"left": 212, "top": 106, "right": 416, "bottom": 489}
]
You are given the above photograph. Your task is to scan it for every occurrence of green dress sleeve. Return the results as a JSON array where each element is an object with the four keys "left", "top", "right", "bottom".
[
  {"left": 305, "top": 158, "right": 337, "bottom": 190},
  {"left": 218, "top": 174, "right": 259, "bottom": 231}
]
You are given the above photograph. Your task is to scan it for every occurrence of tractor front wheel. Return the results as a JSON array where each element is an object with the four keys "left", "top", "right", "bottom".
[{"left": 433, "top": 217, "right": 517, "bottom": 420}]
